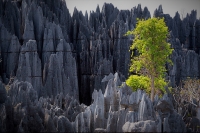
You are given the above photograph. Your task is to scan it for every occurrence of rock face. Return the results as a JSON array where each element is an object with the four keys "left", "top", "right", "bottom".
[
  {"left": 0, "top": 73, "right": 186, "bottom": 132},
  {"left": 122, "top": 120, "right": 157, "bottom": 132},
  {"left": 3, "top": 80, "right": 83, "bottom": 132},
  {"left": 0, "top": 0, "right": 199, "bottom": 104},
  {"left": 0, "top": 0, "right": 199, "bottom": 132},
  {"left": 16, "top": 40, "right": 42, "bottom": 97},
  {"left": 0, "top": 81, "right": 7, "bottom": 104}
]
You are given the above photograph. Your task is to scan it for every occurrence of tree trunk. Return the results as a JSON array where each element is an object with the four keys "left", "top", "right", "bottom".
[{"left": 150, "top": 76, "right": 155, "bottom": 101}]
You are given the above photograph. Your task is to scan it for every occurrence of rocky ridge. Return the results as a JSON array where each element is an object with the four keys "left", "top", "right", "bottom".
[
  {"left": 0, "top": 73, "right": 186, "bottom": 132},
  {"left": 0, "top": 0, "right": 199, "bottom": 132},
  {"left": 0, "top": 0, "right": 199, "bottom": 105}
]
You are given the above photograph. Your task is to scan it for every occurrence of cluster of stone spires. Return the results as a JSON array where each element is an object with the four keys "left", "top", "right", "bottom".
[
  {"left": 0, "top": 72, "right": 186, "bottom": 132},
  {"left": 0, "top": 0, "right": 200, "bottom": 132}
]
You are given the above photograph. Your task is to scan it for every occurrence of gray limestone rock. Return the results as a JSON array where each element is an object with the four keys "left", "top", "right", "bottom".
[
  {"left": 168, "top": 111, "right": 186, "bottom": 132},
  {"left": 169, "top": 50, "right": 182, "bottom": 87},
  {"left": 27, "top": 1, "right": 44, "bottom": 54},
  {"left": 155, "top": 114, "right": 162, "bottom": 132},
  {"left": 42, "top": 24, "right": 56, "bottom": 66},
  {"left": 101, "top": 73, "right": 114, "bottom": 93},
  {"left": 59, "top": 41, "right": 79, "bottom": 101},
  {"left": 0, "top": 25, "right": 13, "bottom": 82},
  {"left": 57, "top": 116, "right": 73, "bottom": 132},
  {"left": 102, "top": 73, "right": 114, "bottom": 83},
  {"left": 94, "top": 128, "right": 106, "bottom": 132},
  {"left": 5, "top": 80, "right": 42, "bottom": 132},
  {"left": 43, "top": 39, "right": 79, "bottom": 100},
  {"left": 0, "top": 104, "right": 6, "bottom": 132},
  {"left": 129, "top": 90, "right": 143, "bottom": 111},
  {"left": 83, "top": 107, "right": 92, "bottom": 131},
  {"left": 93, "top": 90, "right": 105, "bottom": 129},
  {"left": 66, "top": 98, "right": 84, "bottom": 122},
  {"left": 7, "top": 80, "right": 38, "bottom": 106},
  {"left": 6, "top": 35, "right": 21, "bottom": 78},
  {"left": 39, "top": 0, "right": 72, "bottom": 42},
  {"left": 116, "top": 108, "right": 128, "bottom": 132},
  {"left": 0, "top": 1, "right": 21, "bottom": 40},
  {"left": 104, "top": 78, "right": 119, "bottom": 113},
  {"left": 13, "top": 103, "right": 24, "bottom": 130},
  {"left": 0, "top": 81, "right": 7, "bottom": 104},
  {"left": 0, "top": 0, "right": 199, "bottom": 132},
  {"left": 188, "top": 117, "right": 200, "bottom": 132},
  {"left": 3, "top": 81, "right": 84, "bottom": 132},
  {"left": 181, "top": 50, "right": 199, "bottom": 78},
  {"left": 43, "top": 54, "right": 64, "bottom": 97},
  {"left": 16, "top": 40, "right": 42, "bottom": 96},
  {"left": 113, "top": 72, "right": 122, "bottom": 88},
  {"left": 196, "top": 20, "right": 200, "bottom": 53},
  {"left": 111, "top": 19, "right": 131, "bottom": 78},
  {"left": 23, "top": 18, "right": 35, "bottom": 42},
  {"left": 106, "top": 108, "right": 118, "bottom": 132},
  {"left": 138, "top": 93, "right": 155, "bottom": 121},
  {"left": 74, "top": 110, "right": 91, "bottom": 132},
  {"left": 119, "top": 83, "right": 132, "bottom": 108},
  {"left": 197, "top": 106, "right": 200, "bottom": 120},
  {"left": 88, "top": 89, "right": 105, "bottom": 131},
  {"left": 44, "top": 113, "right": 57, "bottom": 132},
  {"left": 93, "top": 59, "right": 113, "bottom": 93},
  {"left": 156, "top": 99, "right": 174, "bottom": 114},
  {"left": 1, "top": 71, "right": 187, "bottom": 132},
  {"left": 125, "top": 111, "right": 138, "bottom": 123},
  {"left": 163, "top": 117, "right": 171, "bottom": 132},
  {"left": 20, "top": 104, "right": 45, "bottom": 132},
  {"left": 122, "top": 120, "right": 157, "bottom": 132}
]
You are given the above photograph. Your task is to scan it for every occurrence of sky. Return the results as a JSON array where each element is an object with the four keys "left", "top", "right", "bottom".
[{"left": 65, "top": 0, "right": 200, "bottom": 19}]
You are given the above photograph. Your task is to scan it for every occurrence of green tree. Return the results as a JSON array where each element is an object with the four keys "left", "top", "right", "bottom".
[{"left": 126, "top": 17, "right": 173, "bottom": 101}]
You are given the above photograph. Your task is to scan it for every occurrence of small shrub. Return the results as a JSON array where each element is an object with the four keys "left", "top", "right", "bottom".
[{"left": 126, "top": 75, "right": 167, "bottom": 96}]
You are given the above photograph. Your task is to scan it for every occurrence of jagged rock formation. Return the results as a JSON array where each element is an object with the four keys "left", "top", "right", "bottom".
[
  {"left": 0, "top": 73, "right": 186, "bottom": 132},
  {"left": 2, "top": 79, "right": 84, "bottom": 132},
  {"left": 1, "top": 0, "right": 199, "bottom": 105},
  {"left": 16, "top": 40, "right": 42, "bottom": 96},
  {"left": 0, "top": 81, "right": 7, "bottom": 104},
  {"left": 0, "top": 0, "right": 200, "bottom": 132},
  {"left": 122, "top": 120, "right": 157, "bottom": 132}
]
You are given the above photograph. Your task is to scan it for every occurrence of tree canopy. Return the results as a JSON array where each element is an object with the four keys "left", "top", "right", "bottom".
[{"left": 126, "top": 17, "right": 173, "bottom": 101}]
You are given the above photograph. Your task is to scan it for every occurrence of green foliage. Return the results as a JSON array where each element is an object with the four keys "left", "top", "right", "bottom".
[
  {"left": 126, "top": 17, "right": 173, "bottom": 98},
  {"left": 154, "top": 77, "right": 167, "bottom": 93},
  {"left": 126, "top": 75, "right": 150, "bottom": 93},
  {"left": 126, "top": 75, "right": 167, "bottom": 95}
]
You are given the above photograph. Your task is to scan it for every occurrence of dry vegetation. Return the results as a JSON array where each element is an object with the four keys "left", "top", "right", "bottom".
[{"left": 173, "top": 78, "right": 200, "bottom": 121}]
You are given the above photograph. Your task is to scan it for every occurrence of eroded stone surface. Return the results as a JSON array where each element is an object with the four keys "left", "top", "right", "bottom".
[{"left": 0, "top": 0, "right": 199, "bottom": 132}]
